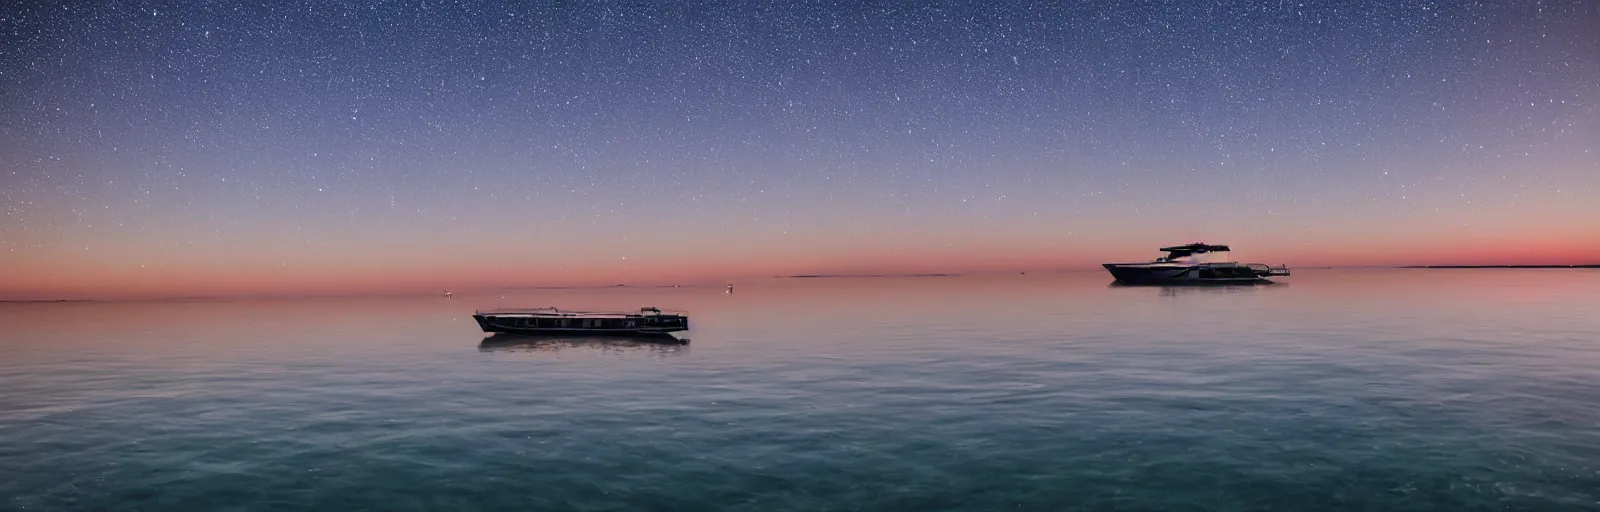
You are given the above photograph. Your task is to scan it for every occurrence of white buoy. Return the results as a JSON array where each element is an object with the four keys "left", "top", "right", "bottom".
[{"left": 726, "top": 283, "right": 733, "bottom": 294}]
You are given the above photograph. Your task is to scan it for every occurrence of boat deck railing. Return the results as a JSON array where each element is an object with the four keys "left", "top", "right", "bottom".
[
  {"left": 1244, "top": 263, "right": 1292, "bottom": 276},
  {"left": 475, "top": 307, "right": 687, "bottom": 317}
]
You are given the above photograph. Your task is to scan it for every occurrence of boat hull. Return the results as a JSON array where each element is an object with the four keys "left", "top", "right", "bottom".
[
  {"left": 1102, "top": 263, "right": 1270, "bottom": 284},
  {"left": 472, "top": 314, "right": 687, "bottom": 336}
]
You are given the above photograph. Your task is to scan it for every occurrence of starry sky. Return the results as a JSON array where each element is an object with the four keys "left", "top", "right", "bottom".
[{"left": 2, "top": 0, "right": 1597, "bottom": 299}]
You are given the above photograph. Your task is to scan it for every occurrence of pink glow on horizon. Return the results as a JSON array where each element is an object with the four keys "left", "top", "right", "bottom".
[{"left": 2, "top": 232, "right": 1596, "bottom": 300}]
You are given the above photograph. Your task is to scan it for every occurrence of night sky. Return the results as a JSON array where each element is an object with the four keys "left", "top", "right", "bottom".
[{"left": 2, "top": 0, "right": 1596, "bottom": 298}]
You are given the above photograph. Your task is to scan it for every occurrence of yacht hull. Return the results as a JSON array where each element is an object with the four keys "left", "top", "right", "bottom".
[
  {"left": 472, "top": 307, "right": 689, "bottom": 338},
  {"left": 1102, "top": 263, "right": 1270, "bottom": 284}
]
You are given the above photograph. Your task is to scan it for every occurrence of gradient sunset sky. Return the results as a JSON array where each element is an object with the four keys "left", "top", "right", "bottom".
[{"left": 2, "top": 0, "right": 1597, "bottom": 299}]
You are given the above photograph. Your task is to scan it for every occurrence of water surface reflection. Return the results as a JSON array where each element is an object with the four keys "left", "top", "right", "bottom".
[
  {"left": 1107, "top": 280, "right": 1287, "bottom": 297},
  {"left": 477, "top": 334, "right": 689, "bottom": 357},
  {"left": 4, "top": 269, "right": 1600, "bottom": 510}
]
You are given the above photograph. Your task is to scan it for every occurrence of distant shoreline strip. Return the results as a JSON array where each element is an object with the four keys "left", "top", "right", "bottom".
[
  {"left": 1400, "top": 265, "right": 1599, "bottom": 269},
  {"left": 788, "top": 273, "right": 953, "bottom": 278}
]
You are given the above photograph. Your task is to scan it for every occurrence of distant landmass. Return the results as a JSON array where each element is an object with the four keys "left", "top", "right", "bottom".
[
  {"left": 789, "top": 273, "right": 953, "bottom": 278},
  {"left": 1402, "top": 265, "right": 1600, "bottom": 269},
  {"left": 0, "top": 299, "right": 91, "bottom": 303}
]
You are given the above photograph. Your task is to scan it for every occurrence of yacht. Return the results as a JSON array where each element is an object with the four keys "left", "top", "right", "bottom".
[
  {"left": 473, "top": 307, "right": 688, "bottom": 337},
  {"left": 1103, "top": 243, "right": 1289, "bottom": 284}
]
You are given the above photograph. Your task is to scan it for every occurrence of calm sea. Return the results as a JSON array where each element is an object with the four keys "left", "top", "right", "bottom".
[{"left": 3, "top": 269, "right": 1598, "bottom": 511}]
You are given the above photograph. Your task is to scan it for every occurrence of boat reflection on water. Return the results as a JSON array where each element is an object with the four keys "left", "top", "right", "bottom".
[
  {"left": 477, "top": 333, "right": 689, "bottom": 356},
  {"left": 1107, "top": 280, "right": 1285, "bottom": 297}
]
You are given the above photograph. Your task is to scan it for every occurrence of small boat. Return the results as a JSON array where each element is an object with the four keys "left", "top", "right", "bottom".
[
  {"left": 1102, "top": 243, "right": 1289, "bottom": 284},
  {"left": 472, "top": 307, "right": 688, "bottom": 337}
]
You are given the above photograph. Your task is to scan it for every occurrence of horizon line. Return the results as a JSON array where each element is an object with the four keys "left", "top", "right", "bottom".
[{"left": 3, "top": 264, "right": 1597, "bottom": 303}]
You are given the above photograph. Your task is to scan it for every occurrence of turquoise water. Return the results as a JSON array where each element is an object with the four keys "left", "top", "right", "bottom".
[{"left": 3, "top": 269, "right": 1599, "bottom": 510}]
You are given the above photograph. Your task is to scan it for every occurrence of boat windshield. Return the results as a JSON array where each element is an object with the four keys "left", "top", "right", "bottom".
[
  {"left": 1162, "top": 249, "right": 1229, "bottom": 263},
  {"left": 1161, "top": 251, "right": 1193, "bottom": 261}
]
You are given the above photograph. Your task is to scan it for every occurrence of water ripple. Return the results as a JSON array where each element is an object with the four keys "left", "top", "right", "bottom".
[{"left": 4, "top": 270, "right": 1600, "bottom": 510}]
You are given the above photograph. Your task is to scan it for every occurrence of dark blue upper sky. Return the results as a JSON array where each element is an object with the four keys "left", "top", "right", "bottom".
[{"left": 1, "top": 0, "right": 1596, "bottom": 296}]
